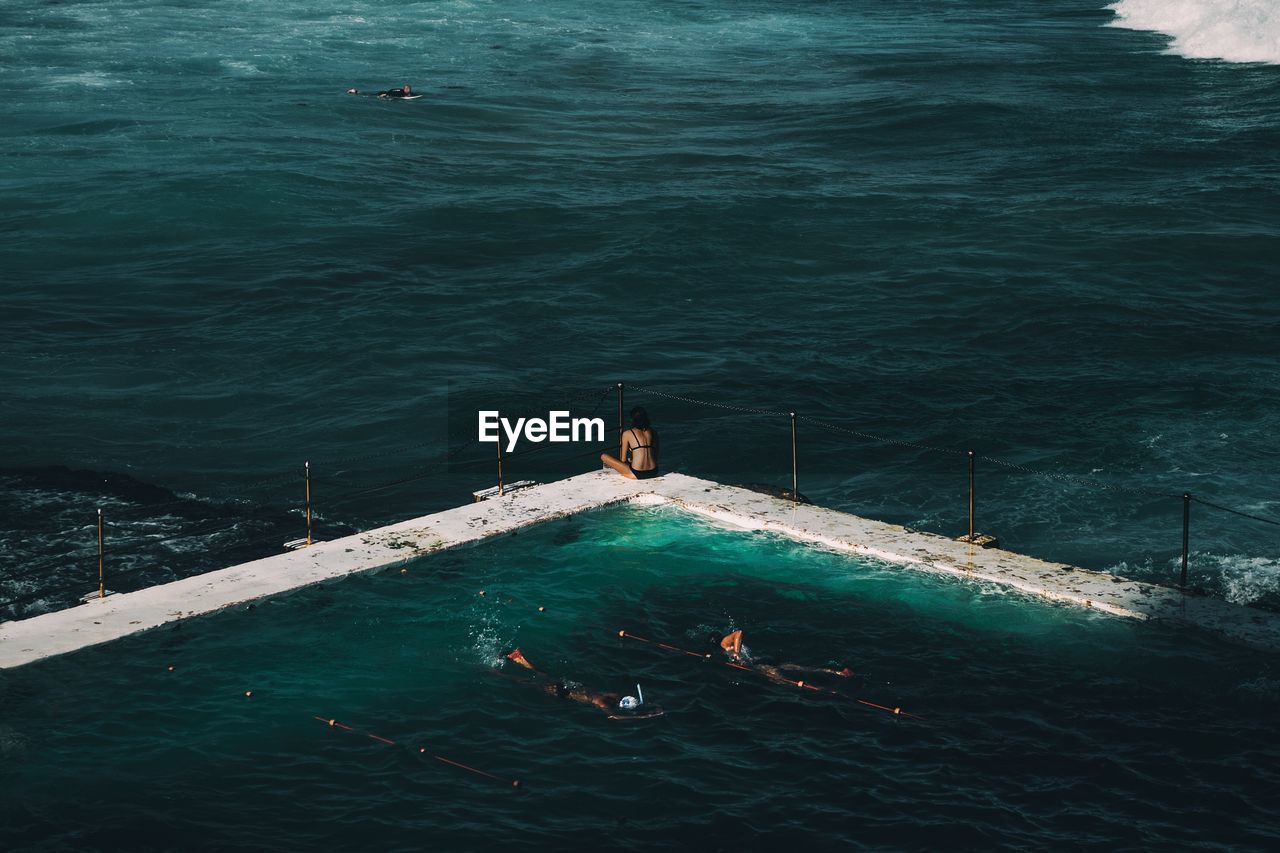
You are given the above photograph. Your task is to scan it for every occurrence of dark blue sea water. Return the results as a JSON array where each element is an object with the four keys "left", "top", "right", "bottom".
[{"left": 2, "top": 1, "right": 1279, "bottom": 846}]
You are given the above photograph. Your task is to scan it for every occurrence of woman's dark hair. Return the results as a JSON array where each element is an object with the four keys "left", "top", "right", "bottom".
[{"left": 630, "top": 406, "right": 651, "bottom": 430}]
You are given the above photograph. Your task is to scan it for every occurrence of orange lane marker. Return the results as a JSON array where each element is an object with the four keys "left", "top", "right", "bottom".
[
  {"left": 616, "top": 629, "right": 921, "bottom": 720},
  {"left": 313, "top": 715, "right": 522, "bottom": 787}
]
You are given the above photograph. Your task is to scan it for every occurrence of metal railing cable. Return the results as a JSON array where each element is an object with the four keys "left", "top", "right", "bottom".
[
  {"left": 9, "top": 380, "right": 1278, "bottom": 620},
  {"left": 308, "top": 442, "right": 603, "bottom": 511},
  {"left": 976, "top": 455, "right": 1180, "bottom": 499},
  {"left": 0, "top": 517, "right": 295, "bottom": 612},
  {"left": 634, "top": 386, "right": 791, "bottom": 418},
  {"left": 314, "top": 439, "right": 611, "bottom": 510},
  {"left": 801, "top": 416, "right": 970, "bottom": 458},
  {"left": 2, "top": 385, "right": 618, "bottom": 616},
  {"left": 1190, "top": 497, "right": 1280, "bottom": 528},
  {"left": 635, "top": 385, "right": 1189, "bottom": 499}
]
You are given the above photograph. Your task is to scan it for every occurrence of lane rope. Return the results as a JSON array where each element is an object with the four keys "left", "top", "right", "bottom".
[
  {"left": 313, "top": 715, "right": 522, "bottom": 787},
  {"left": 617, "top": 630, "right": 920, "bottom": 720}
]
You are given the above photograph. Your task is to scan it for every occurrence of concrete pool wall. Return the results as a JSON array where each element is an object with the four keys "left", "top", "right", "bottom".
[{"left": 3, "top": 471, "right": 1278, "bottom": 669}]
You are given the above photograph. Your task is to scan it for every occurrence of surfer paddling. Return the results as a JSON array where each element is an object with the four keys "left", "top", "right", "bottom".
[
  {"left": 714, "top": 630, "right": 854, "bottom": 686},
  {"left": 346, "top": 84, "right": 414, "bottom": 98},
  {"left": 504, "top": 649, "right": 658, "bottom": 719}
]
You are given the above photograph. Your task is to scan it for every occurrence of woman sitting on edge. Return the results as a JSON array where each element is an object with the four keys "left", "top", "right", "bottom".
[{"left": 601, "top": 406, "right": 659, "bottom": 480}]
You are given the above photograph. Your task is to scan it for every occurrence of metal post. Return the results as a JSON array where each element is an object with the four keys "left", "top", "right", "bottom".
[
  {"left": 97, "top": 508, "right": 104, "bottom": 599},
  {"left": 968, "top": 450, "right": 975, "bottom": 543},
  {"left": 497, "top": 438, "right": 504, "bottom": 497},
  {"left": 789, "top": 412, "right": 798, "bottom": 504},
  {"left": 617, "top": 382, "right": 625, "bottom": 457},
  {"left": 1181, "top": 492, "right": 1190, "bottom": 590},
  {"left": 305, "top": 461, "right": 313, "bottom": 547}
]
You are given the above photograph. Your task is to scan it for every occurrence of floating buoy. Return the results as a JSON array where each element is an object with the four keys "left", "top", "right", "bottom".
[
  {"left": 245, "top": 691, "right": 253, "bottom": 698},
  {"left": 167, "top": 665, "right": 175, "bottom": 672}
]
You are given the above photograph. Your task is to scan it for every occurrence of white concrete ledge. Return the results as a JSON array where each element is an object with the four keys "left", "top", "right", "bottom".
[
  {"left": 3, "top": 471, "right": 1277, "bottom": 669},
  {"left": 651, "top": 476, "right": 1280, "bottom": 652}
]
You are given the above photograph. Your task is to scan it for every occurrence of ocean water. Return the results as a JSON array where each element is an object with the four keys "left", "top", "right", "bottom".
[
  {"left": 5, "top": 0, "right": 1279, "bottom": 618},
  {"left": 2, "top": 505, "right": 1278, "bottom": 850},
  {"left": 2, "top": 1, "right": 1279, "bottom": 842}
]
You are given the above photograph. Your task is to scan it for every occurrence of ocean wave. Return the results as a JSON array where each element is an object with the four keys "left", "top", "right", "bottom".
[
  {"left": 1207, "top": 552, "right": 1280, "bottom": 606},
  {"left": 0, "top": 466, "right": 355, "bottom": 622},
  {"left": 1107, "top": 0, "right": 1280, "bottom": 65},
  {"left": 220, "top": 59, "right": 264, "bottom": 76},
  {"left": 44, "top": 71, "right": 128, "bottom": 88},
  {"left": 1105, "top": 552, "right": 1280, "bottom": 608}
]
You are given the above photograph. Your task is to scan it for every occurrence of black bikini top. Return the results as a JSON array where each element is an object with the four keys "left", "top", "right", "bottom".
[{"left": 626, "top": 428, "right": 654, "bottom": 460}]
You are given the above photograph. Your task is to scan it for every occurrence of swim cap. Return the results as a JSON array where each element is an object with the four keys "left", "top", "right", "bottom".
[{"left": 618, "top": 695, "right": 639, "bottom": 711}]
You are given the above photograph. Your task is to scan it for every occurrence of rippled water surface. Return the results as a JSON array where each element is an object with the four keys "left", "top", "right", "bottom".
[
  {"left": 2, "top": 1, "right": 1279, "bottom": 844},
  {"left": 2, "top": 506, "right": 1277, "bottom": 850},
  {"left": 4, "top": 0, "right": 1279, "bottom": 617}
]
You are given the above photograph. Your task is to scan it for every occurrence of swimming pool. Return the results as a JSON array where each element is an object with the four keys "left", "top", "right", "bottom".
[{"left": 2, "top": 504, "right": 1275, "bottom": 849}]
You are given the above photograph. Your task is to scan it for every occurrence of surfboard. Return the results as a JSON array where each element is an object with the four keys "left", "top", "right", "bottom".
[{"left": 346, "top": 91, "right": 425, "bottom": 100}]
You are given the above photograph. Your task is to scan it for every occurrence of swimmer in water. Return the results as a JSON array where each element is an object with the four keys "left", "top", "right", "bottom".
[
  {"left": 713, "top": 630, "right": 854, "bottom": 686},
  {"left": 378, "top": 84, "right": 413, "bottom": 98},
  {"left": 504, "top": 649, "right": 624, "bottom": 715},
  {"left": 346, "top": 84, "right": 413, "bottom": 98}
]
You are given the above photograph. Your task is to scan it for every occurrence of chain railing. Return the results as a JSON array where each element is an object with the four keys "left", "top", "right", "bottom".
[{"left": 5, "top": 380, "right": 1277, "bottom": 622}]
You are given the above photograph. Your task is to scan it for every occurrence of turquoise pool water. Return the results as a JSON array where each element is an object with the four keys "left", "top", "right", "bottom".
[{"left": 2, "top": 505, "right": 1276, "bottom": 849}]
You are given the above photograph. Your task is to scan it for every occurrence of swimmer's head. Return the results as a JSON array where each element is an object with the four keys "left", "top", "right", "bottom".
[
  {"left": 347, "top": 88, "right": 358, "bottom": 94},
  {"left": 404, "top": 84, "right": 412, "bottom": 92}
]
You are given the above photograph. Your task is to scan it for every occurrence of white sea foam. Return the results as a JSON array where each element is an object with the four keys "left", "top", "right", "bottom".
[
  {"left": 1107, "top": 0, "right": 1280, "bottom": 64},
  {"left": 46, "top": 71, "right": 124, "bottom": 88},
  {"left": 1209, "top": 553, "right": 1280, "bottom": 606},
  {"left": 221, "top": 59, "right": 264, "bottom": 76},
  {"left": 1106, "top": 552, "right": 1280, "bottom": 607}
]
